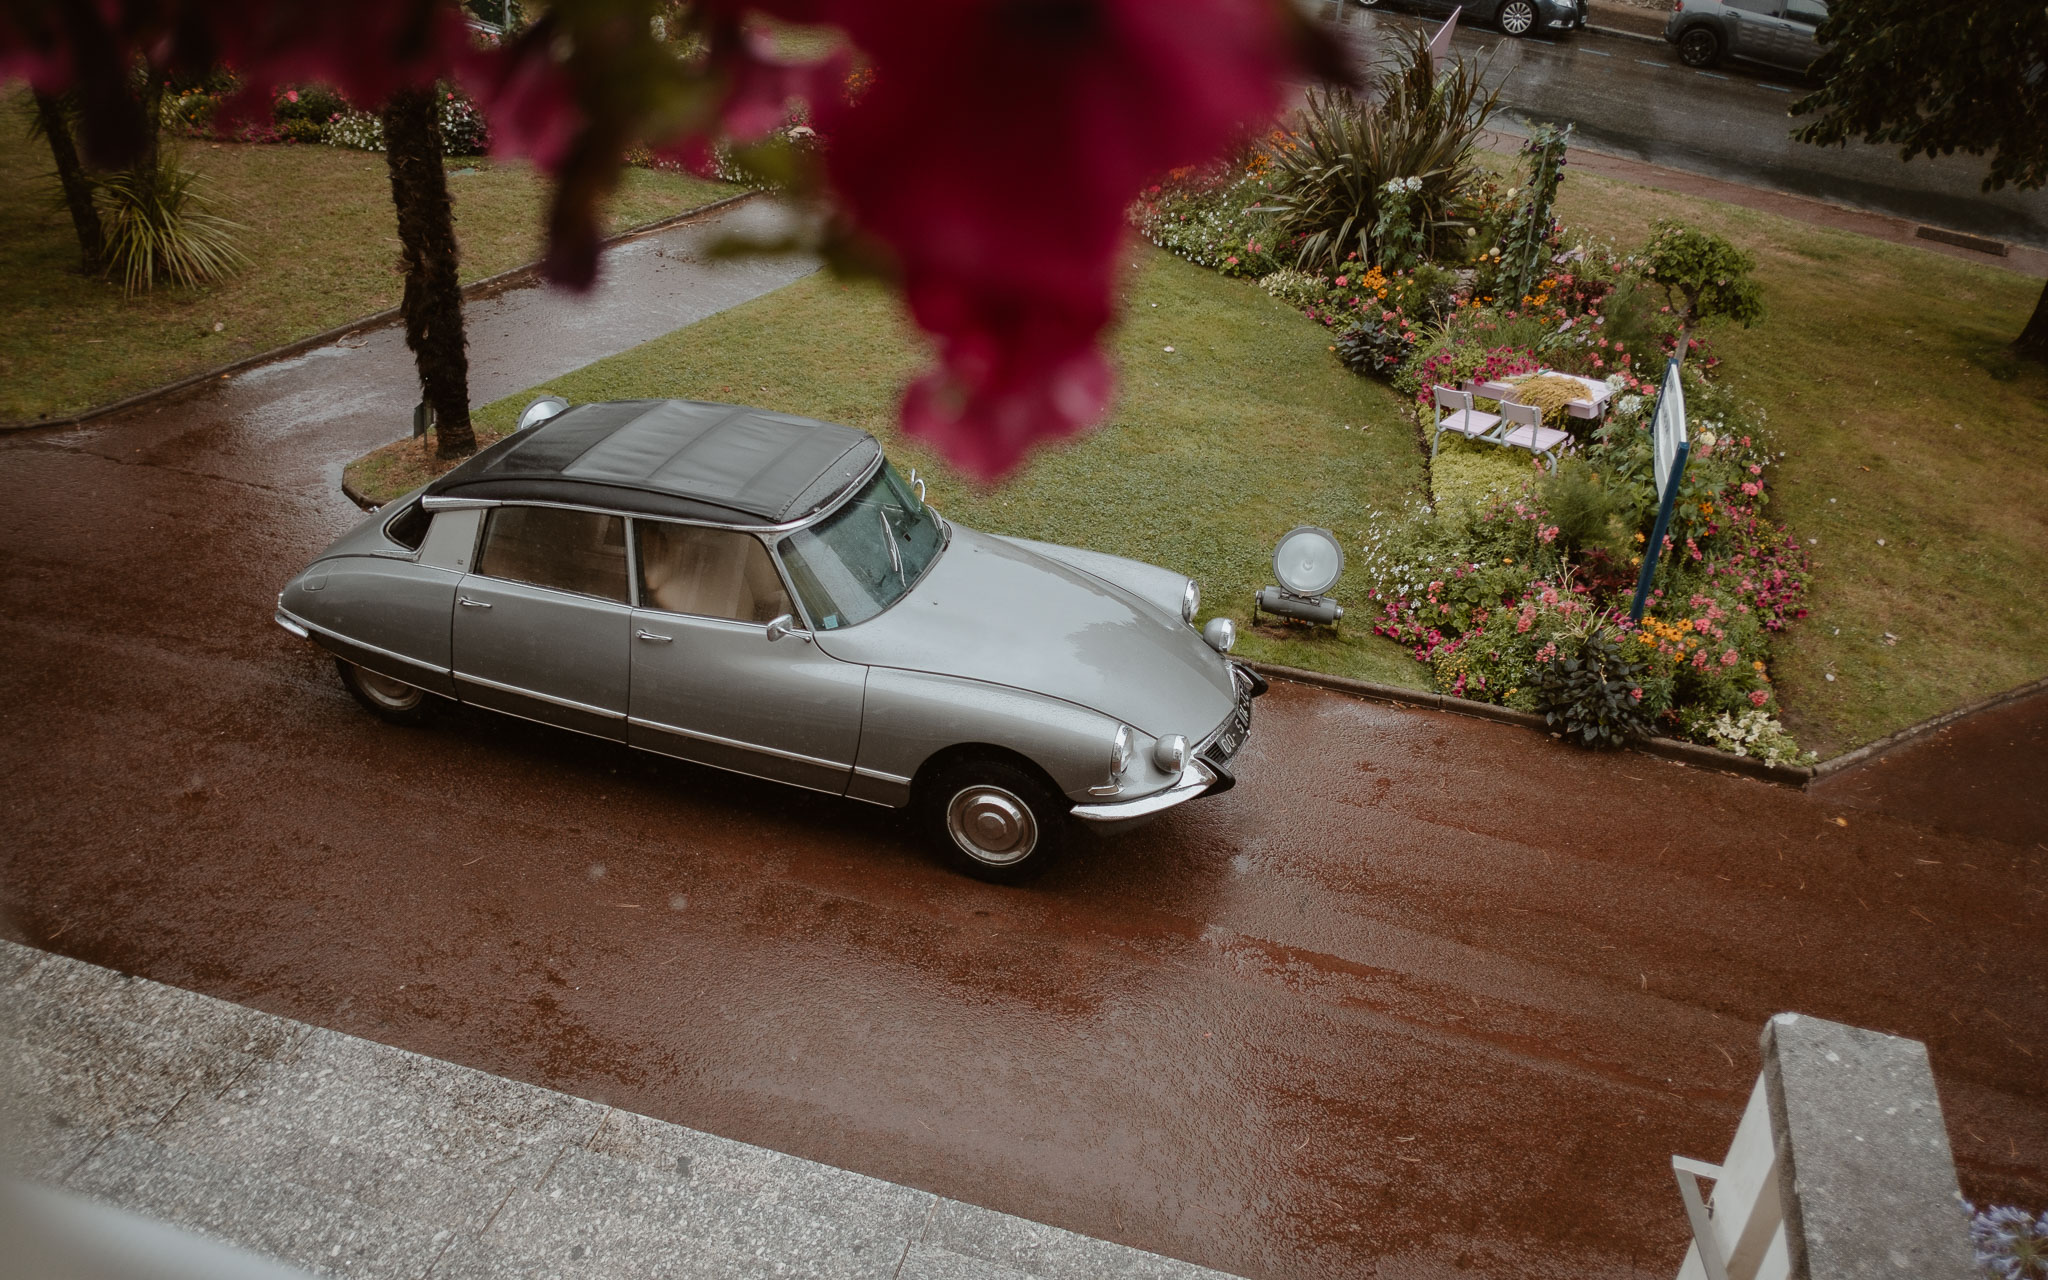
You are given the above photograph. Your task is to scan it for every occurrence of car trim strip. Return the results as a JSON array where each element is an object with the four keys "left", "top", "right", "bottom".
[
  {"left": 1070, "top": 757, "right": 1218, "bottom": 824},
  {"left": 455, "top": 672, "right": 626, "bottom": 720},
  {"left": 852, "top": 766, "right": 912, "bottom": 787},
  {"left": 628, "top": 716, "right": 847, "bottom": 772},
  {"left": 279, "top": 607, "right": 451, "bottom": 677}
]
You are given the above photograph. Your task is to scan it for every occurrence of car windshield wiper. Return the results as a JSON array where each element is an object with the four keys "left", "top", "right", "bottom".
[{"left": 877, "top": 507, "right": 904, "bottom": 586}]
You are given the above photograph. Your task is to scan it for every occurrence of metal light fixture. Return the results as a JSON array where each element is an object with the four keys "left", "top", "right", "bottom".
[
  {"left": 1254, "top": 525, "right": 1345, "bottom": 627},
  {"left": 517, "top": 395, "right": 570, "bottom": 432}
]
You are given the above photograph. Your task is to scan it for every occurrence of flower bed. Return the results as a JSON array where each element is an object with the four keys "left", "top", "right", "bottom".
[{"left": 1128, "top": 58, "right": 1811, "bottom": 758}]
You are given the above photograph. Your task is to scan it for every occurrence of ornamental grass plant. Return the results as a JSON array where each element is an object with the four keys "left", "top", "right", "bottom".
[
  {"left": 1257, "top": 30, "right": 1501, "bottom": 273},
  {"left": 96, "top": 160, "right": 249, "bottom": 295}
]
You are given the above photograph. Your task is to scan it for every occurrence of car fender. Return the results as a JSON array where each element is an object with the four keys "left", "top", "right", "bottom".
[{"left": 846, "top": 667, "right": 1178, "bottom": 807}]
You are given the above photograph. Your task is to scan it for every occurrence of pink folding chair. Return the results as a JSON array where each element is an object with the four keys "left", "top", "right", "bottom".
[
  {"left": 1430, "top": 385, "right": 1504, "bottom": 460},
  {"left": 1498, "top": 398, "right": 1572, "bottom": 471}
]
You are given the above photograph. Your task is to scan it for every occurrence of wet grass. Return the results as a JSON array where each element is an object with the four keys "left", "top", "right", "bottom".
[
  {"left": 354, "top": 249, "right": 1435, "bottom": 689},
  {"left": 0, "top": 90, "right": 735, "bottom": 423},
  {"left": 1549, "top": 167, "right": 2048, "bottom": 757}
]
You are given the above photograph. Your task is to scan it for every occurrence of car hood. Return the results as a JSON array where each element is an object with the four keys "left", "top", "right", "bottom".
[{"left": 811, "top": 526, "right": 1237, "bottom": 738}]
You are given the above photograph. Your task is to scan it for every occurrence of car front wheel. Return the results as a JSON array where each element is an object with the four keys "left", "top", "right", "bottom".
[
  {"left": 335, "top": 657, "right": 433, "bottom": 727},
  {"left": 916, "top": 757, "right": 1067, "bottom": 883},
  {"left": 1497, "top": 0, "right": 1539, "bottom": 35},
  {"left": 1677, "top": 26, "right": 1722, "bottom": 66}
]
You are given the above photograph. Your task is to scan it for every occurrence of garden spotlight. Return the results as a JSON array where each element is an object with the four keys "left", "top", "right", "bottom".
[{"left": 1254, "top": 525, "right": 1344, "bottom": 627}]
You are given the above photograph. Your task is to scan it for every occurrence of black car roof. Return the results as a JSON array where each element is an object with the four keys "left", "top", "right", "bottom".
[{"left": 423, "top": 400, "right": 881, "bottom": 525}]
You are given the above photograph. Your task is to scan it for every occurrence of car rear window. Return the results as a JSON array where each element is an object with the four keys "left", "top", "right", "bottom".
[
  {"left": 476, "top": 506, "right": 629, "bottom": 602},
  {"left": 383, "top": 499, "right": 431, "bottom": 551}
]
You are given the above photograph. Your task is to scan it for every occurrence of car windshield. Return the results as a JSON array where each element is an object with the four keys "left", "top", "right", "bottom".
[{"left": 777, "top": 463, "right": 944, "bottom": 630}]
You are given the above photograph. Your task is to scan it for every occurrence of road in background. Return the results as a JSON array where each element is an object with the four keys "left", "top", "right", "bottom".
[{"left": 1313, "top": 1, "right": 2048, "bottom": 251}]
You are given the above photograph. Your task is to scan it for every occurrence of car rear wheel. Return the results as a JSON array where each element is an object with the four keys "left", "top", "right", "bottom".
[
  {"left": 335, "top": 657, "right": 432, "bottom": 727},
  {"left": 1677, "top": 26, "right": 1722, "bottom": 66},
  {"left": 916, "top": 757, "right": 1067, "bottom": 883},
  {"left": 1497, "top": 0, "right": 1538, "bottom": 35}
]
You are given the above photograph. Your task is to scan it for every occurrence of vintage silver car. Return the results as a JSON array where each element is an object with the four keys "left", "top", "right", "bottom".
[{"left": 276, "top": 398, "right": 1263, "bottom": 880}]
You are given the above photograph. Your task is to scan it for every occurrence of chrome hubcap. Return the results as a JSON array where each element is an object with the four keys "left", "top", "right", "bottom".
[
  {"left": 353, "top": 664, "right": 423, "bottom": 711},
  {"left": 1502, "top": 3, "right": 1534, "bottom": 32},
  {"left": 945, "top": 786, "right": 1038, "bottom": 866}
]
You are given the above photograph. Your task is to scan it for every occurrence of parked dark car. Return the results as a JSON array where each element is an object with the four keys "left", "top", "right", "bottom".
[
  {"left": 1665, "top": 0, "right": 1829, "bottom": 71},
  {"left": 1357, "top": 0, "right": 1588, "bottom": 39}
]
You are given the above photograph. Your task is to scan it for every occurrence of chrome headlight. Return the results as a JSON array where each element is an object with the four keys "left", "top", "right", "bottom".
[
  {"left": 1110, "top": 724, "right": 1133, "bottom": 776},
  {"left": 1153, "top": 734, "right": 1189, "bottom": 773},
  {"left": 1180, "top": 579, "right": 1200, "bottom": 624},
  {"left": 1202, "top": 617, "right": 1236, "bottom": 653}
]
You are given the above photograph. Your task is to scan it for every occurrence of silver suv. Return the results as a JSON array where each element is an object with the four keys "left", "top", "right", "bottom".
[{"left": 1664, "top": 0, "right": 1828, "bottom": 72}]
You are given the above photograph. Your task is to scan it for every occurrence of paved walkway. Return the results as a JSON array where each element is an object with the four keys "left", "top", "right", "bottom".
[{"left": 2, "top": 939, "right": 1235, "bottom": 1280}]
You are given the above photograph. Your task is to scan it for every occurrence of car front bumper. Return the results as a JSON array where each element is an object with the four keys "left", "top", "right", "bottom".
[{"left": 1069, "top": 662, "right": 1264, "bottom": 827}]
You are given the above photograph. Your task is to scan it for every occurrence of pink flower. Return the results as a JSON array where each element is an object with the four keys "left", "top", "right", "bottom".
[
  {"left": 1630, "top": 687, "right": 1643, "bottom": 701},
  {"left": 286, "top": 89, "right": 299, "bottom": 103},
  {"left": 1749, "top": 690, "right": 1769, "bottom": 707},
  {"left": 1720, "top": 649, "right": 1738, "bottom": 667},
  {"left": 1224, "top": 255, "right": 1239, "bottom": 266},
  {"left": 1334, "top": 275, "right": 1348, "bottom": 287}
]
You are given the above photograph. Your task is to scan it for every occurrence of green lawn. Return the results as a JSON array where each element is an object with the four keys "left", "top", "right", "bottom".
[
  {"left": 0, "top": 92, "right": 735, "bottom": 423},
  {"left": 1550, "top": 169, "right": 2048, "bottom": 757},
  {"left": 345, "top": 160, "right": 2048, "bottom": 758},
  {"left": 356, "top": 251, "right": 1436, "bottom": 689}
]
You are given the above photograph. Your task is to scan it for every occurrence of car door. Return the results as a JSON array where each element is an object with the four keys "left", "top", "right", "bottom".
[
  {"left": 626, "top": 519, "right": 867, "bottom": 795},
  {"left": 452, "top": 504, "right": 633, "bottom": 741},
  {"left": 1778, "top": 0, "right": 1826, "bottom": 67},
  {"left": 1722, "top": 0, "right": 1784, "bottom": 61}
]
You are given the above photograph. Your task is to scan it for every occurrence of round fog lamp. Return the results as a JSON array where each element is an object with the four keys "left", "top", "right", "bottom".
[
  {"left": 1181, "top": 579, "right": 1201, "bottom": 624},
  {"left": 1110, "top": 724, "right": 1133, "bottom": 775},
  {"left": 1272, "top": 525, "right": 1345, "bottom": 597},
  {"left": 1203, "top": 617, "right": 1236, "bottom": 653},
  {"left": 1153, "top": 734, "right": 1189, "bottom": 773}
]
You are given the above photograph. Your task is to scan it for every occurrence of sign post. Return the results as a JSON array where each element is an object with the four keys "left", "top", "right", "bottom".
[{"left": 1629, "top": 357, "right": 1689, "bottom": 623}]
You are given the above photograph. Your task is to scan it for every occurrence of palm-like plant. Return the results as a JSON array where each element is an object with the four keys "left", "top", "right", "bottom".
[
  {"left": 1258, "top": 30, "right": 1501, "bottom": 274},
  {"left": 97, "top": 160, "right": 249, "bottom": 295}
]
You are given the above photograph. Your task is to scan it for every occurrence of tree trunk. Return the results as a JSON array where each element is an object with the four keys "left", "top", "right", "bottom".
[
  {"left": 381, "top": 86, "right": 475, "bottom": 459},
  {"left": 2016, "top": 277, "right": 2048, "bottom": 364},
  {"left": 32, "top": 92, "right": 103, "bottom": 272}
]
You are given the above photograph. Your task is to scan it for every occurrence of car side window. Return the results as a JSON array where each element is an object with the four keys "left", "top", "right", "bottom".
[
  {"left": 476, "top": 506, "right": 629, "bottom": 603},
  {"left": 635, "top": 521, "right": 794, "bottom": 624},
  {"left": 1782, "top": 0, "right": 1825, "bottom": 23},
  {"left": 1725, "top": 0, "right": 1779, "bottom": 13}
]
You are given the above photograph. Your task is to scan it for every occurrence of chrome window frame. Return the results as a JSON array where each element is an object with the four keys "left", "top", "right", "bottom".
[
  {"left": 469, "top": 503, "right": 636, "bottom": 607},
  {"left": 623, "top": 515, "right": 805, "bottom": 630}
]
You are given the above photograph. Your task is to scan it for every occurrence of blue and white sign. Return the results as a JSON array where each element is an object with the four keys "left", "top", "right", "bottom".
[
  {"left": 1630, "top": 357, "right": 1690, "bottom": 623},
  {"left": 1651, "top": 356, "right": 1687, "bottom": 495}
]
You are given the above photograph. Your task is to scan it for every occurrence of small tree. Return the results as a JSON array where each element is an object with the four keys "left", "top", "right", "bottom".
[
  {"left": 1640, "top": 219, "right": 1764, "bottom": 359},
  {"left": 28, "top": 91, "right": 103, "bottom": 272},
  {"left": 381, "top": 86, "right": 475, "bottom": 460},
  {"left": 1791, "top": 0, "right": 2048, "bottom": 361}
]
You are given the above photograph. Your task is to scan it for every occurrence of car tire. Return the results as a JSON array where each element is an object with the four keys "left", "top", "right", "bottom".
[
  {"left": 1676, "top": 26, "right": 1722, "bottom": 67},
  {"left": 335, "top": 657, "right": 433, "bottom": 727},
  {"left": 1497, "top": 0, "right": 1539, "bottom": 36},
  {"left": 916, "top": 757, "right": 1067, "bottom": 884}
]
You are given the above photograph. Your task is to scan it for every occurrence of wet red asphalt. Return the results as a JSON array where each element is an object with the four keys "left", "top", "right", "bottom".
[{"left": 3, "top": 259, "right": 2044, "bottom": 1279}]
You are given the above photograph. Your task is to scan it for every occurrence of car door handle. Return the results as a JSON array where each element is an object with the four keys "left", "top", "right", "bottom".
[
  {"left": 636, "top": 630, "right": 673, "bottom": 643},
  {"left": 458, "top": 596, "right": 492, "bottom": 609}
]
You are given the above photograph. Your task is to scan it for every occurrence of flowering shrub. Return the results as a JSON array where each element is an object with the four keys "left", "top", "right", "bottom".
[
  {"left": 1971, "top": 1204, "right": 2048, "bottom": 1280},
  {"left": 320, "top": 87, "right": 490, "bottom": 155},
  {"left": 1131, "top": 169, "right": 1283, "bottom": 278},
  {"left": 324, "top": 109, "right": 386, "bottom": 152}
]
